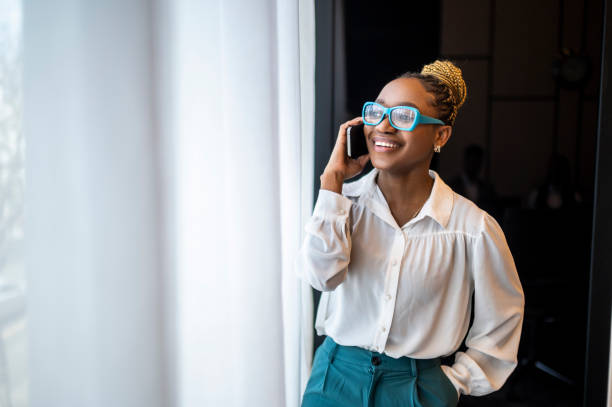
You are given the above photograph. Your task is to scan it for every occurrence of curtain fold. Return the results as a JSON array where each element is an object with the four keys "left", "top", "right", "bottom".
[
  {"left": 277, "top": 0, "right": 316, "bottom": 405},
  {"left": 164, "top": 0, "right": 315, "bottom": 404}
]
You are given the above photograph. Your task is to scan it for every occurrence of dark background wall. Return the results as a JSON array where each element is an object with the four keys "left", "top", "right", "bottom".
[{"left": 437, "top": 0, "right": 602, "bottom": 203}]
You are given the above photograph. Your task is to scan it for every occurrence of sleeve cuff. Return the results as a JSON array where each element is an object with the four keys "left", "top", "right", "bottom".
[
  {"left": 313, "top": 189, "right": 353, "bottom": 220},
  {"left": 440, "top": 364, "right": 462, "bottom": 398}
]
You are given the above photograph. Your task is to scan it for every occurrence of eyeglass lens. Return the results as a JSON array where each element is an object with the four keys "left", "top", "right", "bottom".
[{"left": 364, "top": 103, "right": 416, "bottom": 129}]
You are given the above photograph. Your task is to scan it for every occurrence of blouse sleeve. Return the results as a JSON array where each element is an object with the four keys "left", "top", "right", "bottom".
[
  {"left": 294, "top": 189, "right": 353, "bottom": 292},
  {"left": 441, "top": 213, "right": 525, "bottom": 396}
]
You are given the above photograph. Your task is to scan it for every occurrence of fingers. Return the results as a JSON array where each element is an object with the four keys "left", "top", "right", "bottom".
[
  {"left": 323, "top": 117, "right": 366, "bottom": 181},
  {"left": 337, "top": 117, "right": 363, "bottom": 138},
  {"left": 333, "top": 117, "right": 364, "bottom": 153},
  {"left": 338, "top": 117, "right": 363, "bottom": 137}
]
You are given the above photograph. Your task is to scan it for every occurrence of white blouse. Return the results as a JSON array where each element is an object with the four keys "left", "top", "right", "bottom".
[{"left": 295, "top": 168, "right": 525, "bottom": 397}]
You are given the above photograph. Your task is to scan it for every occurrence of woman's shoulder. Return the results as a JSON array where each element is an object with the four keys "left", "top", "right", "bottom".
[{"left": 447, "top": 189, "right": 498, "bottom": 237}]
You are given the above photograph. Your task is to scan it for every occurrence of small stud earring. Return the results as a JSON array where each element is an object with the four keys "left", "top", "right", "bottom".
[{"left": 434, "top": 145, "right": 441, "bottom": 153}]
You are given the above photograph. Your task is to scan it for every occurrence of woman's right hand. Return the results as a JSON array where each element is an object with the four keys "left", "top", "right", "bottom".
[{"left": 320, "top": 117, "right": 370, "bottom": 194}]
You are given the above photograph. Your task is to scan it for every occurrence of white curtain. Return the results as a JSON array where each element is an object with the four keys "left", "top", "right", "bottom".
[
  {"left": 24, "top": 0, "right": 315, "bottom": 406},
  {"left": 276, "top": 0, "right": 316, "bottom": 405},
  {"left": 25, "top": 1, "right": 166, "bottom": 406}
]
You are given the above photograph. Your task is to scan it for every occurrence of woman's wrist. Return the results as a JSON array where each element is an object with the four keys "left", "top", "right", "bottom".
[{"left": 320, "top": 171, "right": 344, "bottom": 194}]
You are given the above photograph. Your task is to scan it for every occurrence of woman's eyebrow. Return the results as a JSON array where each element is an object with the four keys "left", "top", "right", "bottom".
[{"left": 374, "top": 98, "right": 418, "bottom": 108}]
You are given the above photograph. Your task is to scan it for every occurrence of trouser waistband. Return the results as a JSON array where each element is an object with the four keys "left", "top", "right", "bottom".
[{"left": 319, "top": 336, "right": 441, "bottom": 376}]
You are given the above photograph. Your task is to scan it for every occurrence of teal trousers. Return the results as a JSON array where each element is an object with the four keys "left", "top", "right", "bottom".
[{"left": 302, "top": 337, "right": 459, "bottom": 407}]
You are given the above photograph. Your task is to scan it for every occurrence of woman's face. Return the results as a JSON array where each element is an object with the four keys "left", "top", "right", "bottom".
[{"left": 363, "top": 77, "right": 450, "bottom": 174}]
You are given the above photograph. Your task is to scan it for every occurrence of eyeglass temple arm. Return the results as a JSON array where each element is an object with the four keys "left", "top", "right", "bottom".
[{"left": 418, "top": 115, "right": 446, "bottom": 125}]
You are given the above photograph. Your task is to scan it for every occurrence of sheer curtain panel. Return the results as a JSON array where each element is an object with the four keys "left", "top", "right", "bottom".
[
  {"left": 24, "top": 1, "right": 165, "bottom": 406},
  {"left": 24, "top": 0, "right": 314, "bottom": 406},
  {"left": 160, "top": 0, "right": 315, "bottom": 405}
]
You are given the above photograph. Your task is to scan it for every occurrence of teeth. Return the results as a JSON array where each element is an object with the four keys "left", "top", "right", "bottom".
[{"left": 375, "top": 141, "right": 398, "bottom": 148}]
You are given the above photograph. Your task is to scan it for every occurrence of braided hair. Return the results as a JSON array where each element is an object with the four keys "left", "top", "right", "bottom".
[{"left": 399, "top": 60, "right": 467, "bottom": 126}]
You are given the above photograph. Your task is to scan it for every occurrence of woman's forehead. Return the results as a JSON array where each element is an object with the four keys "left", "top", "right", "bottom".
[{"left": 377, "top": 78, "right": 435, "bottom": 113}]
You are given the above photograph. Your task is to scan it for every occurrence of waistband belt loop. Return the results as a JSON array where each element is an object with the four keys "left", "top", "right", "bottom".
[{"left": 327, "top": 339, "right": 339, "bottom": 363}]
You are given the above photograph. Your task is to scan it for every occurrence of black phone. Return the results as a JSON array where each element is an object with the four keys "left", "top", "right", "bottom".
[{"left": 347, "top": 124, "right": 368, "bottom": 158}]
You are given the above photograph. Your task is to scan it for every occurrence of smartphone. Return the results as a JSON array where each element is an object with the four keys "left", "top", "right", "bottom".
[{"left": 347, "top": 123, "right": 369, "bottom": 159}]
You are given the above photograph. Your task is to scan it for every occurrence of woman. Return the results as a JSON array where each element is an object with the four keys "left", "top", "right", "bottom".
[{"left": 295, "top": 60, "right": 525, "bottom": 407}]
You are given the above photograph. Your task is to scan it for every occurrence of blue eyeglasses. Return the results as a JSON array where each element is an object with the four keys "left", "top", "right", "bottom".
[{"left": 362, "top": 101, "right": 445, "bottom": 131}]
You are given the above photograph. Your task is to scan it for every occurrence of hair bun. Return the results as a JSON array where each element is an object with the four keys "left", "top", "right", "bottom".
[{"left": 421, "top": 60, "right": 467, "bottom": 124}]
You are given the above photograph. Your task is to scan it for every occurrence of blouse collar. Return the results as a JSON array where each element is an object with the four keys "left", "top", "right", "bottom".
[{"left": 342, "top": 168, "right": 454, "bottom": 230}]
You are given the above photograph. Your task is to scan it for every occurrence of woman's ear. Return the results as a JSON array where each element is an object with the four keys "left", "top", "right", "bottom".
[{"left": 434, "top": 125, "right": 452, "bottom": 149}]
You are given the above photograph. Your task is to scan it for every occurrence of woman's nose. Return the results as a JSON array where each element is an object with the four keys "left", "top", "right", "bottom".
[{"left": 375, "top": 114, "right": 395, "bottom": 133}]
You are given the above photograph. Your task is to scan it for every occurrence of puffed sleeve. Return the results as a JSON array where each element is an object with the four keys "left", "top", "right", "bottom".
[
  {"left": 441, "top": 213, "right": 525, "bottom": 396},
  {"left": 294, "top": 189, "right": 353, "bottom": 291}
]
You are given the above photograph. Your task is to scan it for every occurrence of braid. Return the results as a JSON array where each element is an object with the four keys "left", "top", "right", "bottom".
[{"left": 399, "top": 60, "right": 467, "bottom": 126}]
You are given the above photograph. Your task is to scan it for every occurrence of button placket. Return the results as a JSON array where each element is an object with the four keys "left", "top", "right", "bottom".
[
  {"left": 378, "top": 232, "right": 404, "bottom": 348},
  {"left": 374, "top": 231, "right": 405, "bottom": 352}
]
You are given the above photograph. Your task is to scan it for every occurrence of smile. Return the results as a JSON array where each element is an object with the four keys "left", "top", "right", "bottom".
[
  {"left": 372, "top": 137, "right": 401, "bottom": 152},
  {"left": 374, "top": 141, "right": 399, "bottom": 148}
]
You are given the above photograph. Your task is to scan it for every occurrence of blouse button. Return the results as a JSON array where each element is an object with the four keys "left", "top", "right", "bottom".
[
  {"left": 385, "top": 294, "right": 392, "bottom": 301},
  {"left": 381, "top": 326, "right": 387, "bottom": 332},
  {"left": 391, "top": 259, "right": 398, "bottom": 266}
]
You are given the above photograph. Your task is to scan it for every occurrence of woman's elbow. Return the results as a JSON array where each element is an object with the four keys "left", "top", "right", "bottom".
[{"left": 297, "top": 259, "right": 349, "bottom": 292}]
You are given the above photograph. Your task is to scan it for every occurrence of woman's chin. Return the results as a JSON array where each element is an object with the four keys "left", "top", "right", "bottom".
[{"left": 370, "top": 156, "right": 399, "bottom": 171}]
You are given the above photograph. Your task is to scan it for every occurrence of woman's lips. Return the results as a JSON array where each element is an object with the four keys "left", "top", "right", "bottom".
[{"left": 372, "top": 137, "right": 400, "bottom": 152}]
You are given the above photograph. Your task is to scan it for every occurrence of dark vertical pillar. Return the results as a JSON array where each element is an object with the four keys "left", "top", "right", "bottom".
[
  {"left": 312, "top": 0, "right": 336, "bottom": 352},
  {"left": 314, "top": 1, "right": 335, "bottom": 201},
  {"left": 484, "top": 0, "right": 496, "bottom": 181},
  {"left": 584, "top": 0, "right": 612, "bottom": 404}
]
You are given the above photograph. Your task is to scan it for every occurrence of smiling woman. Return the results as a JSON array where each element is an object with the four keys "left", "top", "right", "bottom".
[{"left": 296, "top": 60, "right": 525, "bottom": 407}]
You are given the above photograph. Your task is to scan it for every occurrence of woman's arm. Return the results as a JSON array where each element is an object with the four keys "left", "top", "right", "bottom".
[
  {"left": 294, "top": 189, "right": 353, "bottom": 291},
  {"left": 295, "top": 117, "right": 369, "bottom": 291},
  {"left": 442, "top": 213, "right": 525, "bottom": 396}
]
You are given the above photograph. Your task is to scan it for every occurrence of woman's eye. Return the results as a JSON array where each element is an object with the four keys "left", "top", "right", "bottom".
[
  {"left": 396, "top": 111, "right": 412, "bottom": 121},
  {"left": 367, "top": 109, "right": 382, "bottom": 118}
]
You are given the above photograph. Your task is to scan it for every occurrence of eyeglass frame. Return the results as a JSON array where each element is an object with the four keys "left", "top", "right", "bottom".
[{"left": 361, "top": 101, "right": 446, "bottom": 131}]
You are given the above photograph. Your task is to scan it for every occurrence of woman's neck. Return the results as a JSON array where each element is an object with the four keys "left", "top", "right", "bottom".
[{"left": 376, "top": 166, "right": 434, "bottom": 211}]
